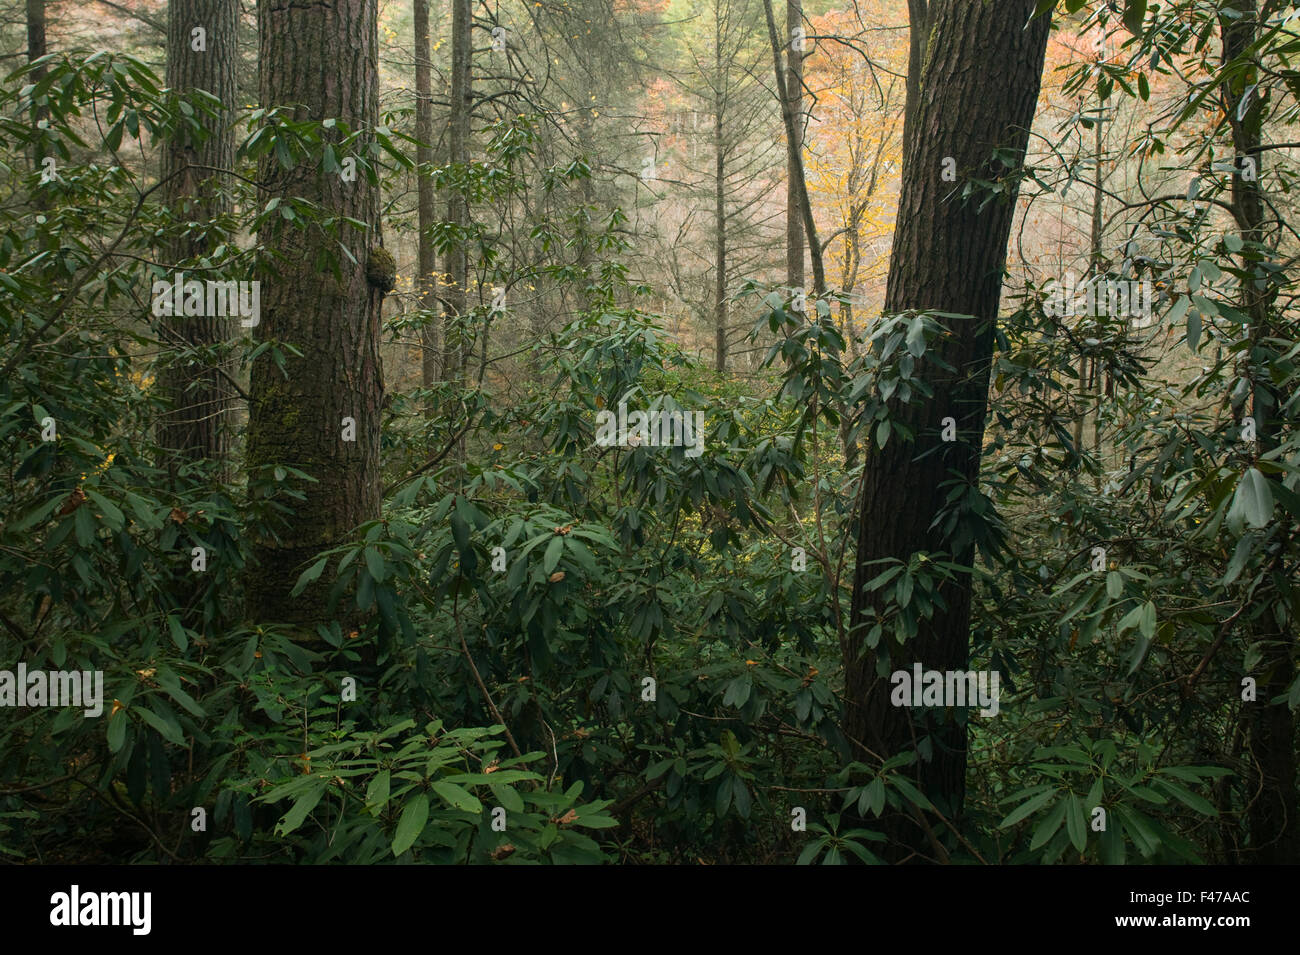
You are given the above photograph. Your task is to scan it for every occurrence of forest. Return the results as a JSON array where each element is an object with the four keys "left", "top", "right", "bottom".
[{"left": 0, "top": 0, "right": 1297, "bottom": 867}]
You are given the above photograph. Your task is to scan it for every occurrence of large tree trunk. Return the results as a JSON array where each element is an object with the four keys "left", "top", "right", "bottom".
[
  {"left": 443, "top": 0, "right": 472, "bottom": 384},
  {"left": 842, "top": 0, "right": 1051, "bottom": 860},
  {"left": 902, "top": 0, "right": 927, "bottom": 160},
  {"left": 246, "top": 0, "right": 384, "bottom": 627},
  {"left": 784, "top": 0, "right": 804, "bottom": 291},
  {"left": 415, "top": 0, "right": 439, "bottom": 394},
  {"left": 156, "top": 0, "right": 238, "bottom": 481},
  {"left": 1222, "top": 0, "right": 1298, "bottom": 865}
]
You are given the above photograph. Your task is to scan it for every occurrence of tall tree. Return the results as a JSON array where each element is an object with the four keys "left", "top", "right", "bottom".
[
  {"left": 26, "top": 0, "right": 48, "bottom": 177},
  {"left": 156, "top": 0, "right": 238, "bottom": 480},
  {"left": 443, "top": 0, "right": 472, "bottom": 384},
  {"left": 415, "top": 0, "right": 440, "bottom": 394},
  {"left": 842, "top": 0, "right": 1052, "bottom": 857},
  {"left": 245, "top": 0, "right": 384, "bottom": 626},
  {"left": 785, "top": 0, "right": 804, "bottom": 290},
  {"left": 1221, "top": 0, "right": 1297, "bottom": 865},
  {"left": 762, "top": 0, "right": 824, "bottom": 295},
  {"left": 902, "top": 0, "right": 928, "bottom": 159}
]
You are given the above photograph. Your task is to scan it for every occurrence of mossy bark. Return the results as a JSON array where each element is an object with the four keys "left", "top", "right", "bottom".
[{"left": 246, "top": 0, "right": 384, "bottom": 628}]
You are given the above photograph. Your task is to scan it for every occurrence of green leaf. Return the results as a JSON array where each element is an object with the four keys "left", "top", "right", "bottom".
[
  {"left": 291, "top": 556, "right": 329, "bottom": 597},
  {"left": 364, "top": 546, "right": 386, "bottom": 583},
  {"left": 391, "top": 794, "right": 429, "bottom": 856},
  {"left": 1156, "top": 778, "right": 1217, "bottom": 816},
  {"left": 1106, "top": 571, "right": 1123, "bottom": 600},
  {"left": 1186, "top": 308, "right": 1201, "bottom": 351},
  {"left": 490, "top": 783, "right": 524, "bottom": 814},
  {"left": 135, "top": 703, "right": 185, "bottom": 745},
  {"left": 1123, "top": 0, "right": 1147, "bottom": 35},
  {"left": 275, "top": 784, "right": 324, "bottom": 837},
  {"left": 84, "top": 489, "right": 124, "bottom": 531},
  {"left": 543, "top": 535, "right": 564, "bottom": 575},
  {"left": 1066, "top": 793, "right": 1087, "bottom": 853},
  {"left": 1233, "top": 468, "right": 1274, "bottom": 529},
  {"left": 1139, "top": 600, "right": 1156, "bottom": 639},
  {"left": 366, "top": 770, "right": 391, "bottom": 813},
  {"left": 733, "top": 776, "right": 752, "bottom": 819},
  {"left": 166, "top": 615, "right": 188, "bottom": 652},
  {"left": 430, "top": 779, "right": 482, "bottom": 812},
  {"left": 890, "top": 775, "right": 934, "bottom": 812},
  {"left": 107, "top": 709, "right": 126, "bottom": 752},
  {"left": 1030, "top": 798, "right": 1067, "bottom": 850},
  {"left": 999, "top": 788, "right": 1056, "bottom": 828}
]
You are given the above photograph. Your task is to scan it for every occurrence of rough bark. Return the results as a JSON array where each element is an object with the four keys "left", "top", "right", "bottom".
[
  {"left": 156, "top": 0, "right": 238, "bottom": 480},
  {"left": 415, "top": 0, "right": 440, "bottom": 394},
  {"left": 785, "top": 0, "right": 804, "bottom": 291},
  {"left": 443, "top": 0, "right": 472, "bottom": 384},
  {"left": 27, "top": 0, "right": 48, "bottom": 178},
  {"left": 246, "top": 0, "right": 384, "bottom": 627},
  {"left": 1222, "top": 0, "right": 1298, "bottom": 866},
  {"left": 902, "top": 0, "right": 927, "bottom": 161},
  {"left": 843, "top": 0, "right": 1051, "bottom": 859}
]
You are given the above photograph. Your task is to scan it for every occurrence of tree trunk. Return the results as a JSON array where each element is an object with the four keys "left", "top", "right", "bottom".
[
  {"left": 714, "top": 36, "right": 727, "bottom": 373},
  {"left": 903, "top": 0, "right": 927, "bottom": 161},
  {"left": 156, "top": 0, "right": 238, "bottom": 481},
  {"left": 246, "top": 0, "right": 384, "bottom": 627},
  {"left": 443, "top": 0, "right": 472, "bottom": 384},
  {"left": 1222, "top": 0, "right": 1298, "bottom": 865},
  {"left": 415, "top": 0, "right": 440, "bottom": 395},
  {"left": 785, "top": 0, "right": 804, "bottom": 291},
  {"left": 27, "top": 0, "right": 48, "bottom": 180},
  {"left": 842, "top": 0, "right": 1051, "bottom": 860},
  {"left": 762, "top": 0, "right": 823, "bottom": 295}
]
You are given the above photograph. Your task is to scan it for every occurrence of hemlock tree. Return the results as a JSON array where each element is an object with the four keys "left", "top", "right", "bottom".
[
  {"left": 843, "top": 0, "right": 1053, "bottom": 856},
  {"left": 156, "top": 0, "right": 238, "bottom": 479},
  {"left": 442, "top": 0, "right": 472, "bottom": 385},
  {"left": 245, "top": 0, "right": 385, "bottom": 626},
  {"left": 786, "top": 0, "right": 804, "bottom": 291},
  {"left": 1220, "top": 0, "right": 1297, "bottom": 866},
  {"left": 415, "top": 0, "right": 440, "bottom": 395}
]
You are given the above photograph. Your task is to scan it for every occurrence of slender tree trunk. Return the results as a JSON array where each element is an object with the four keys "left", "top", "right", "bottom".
[
  {"left": 1075, "top": 81, "right": 1105, "bottom": 471},
  {"left": 415, "top": 0, "right": 440, "bottom": 395},
  {"left": 26, "top": 0, "right": 48, "bottom": 180},
  {"left": 714, "top": 36, "right": 727, "bottom": 373},
  {"left": 762, "top": 0, "right": 823, "bottom": 295},
  {"left": 785, "top": 0, "right": 804, "bottom": 290},
  {"left": 443, "top": 0, "right": 472, "bottom": 383},
  {"left": 1222, "top": 0, "right": 1298, "bottom": 865},
  {"left": 842, "top": 0, "right": 1052, "bottom": 860},
  {"left": 246, "top": 0, "right": 384, "bottom": 627},
  {"left": 156, "top": 0, "right": 238, "bottom": 481}
]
